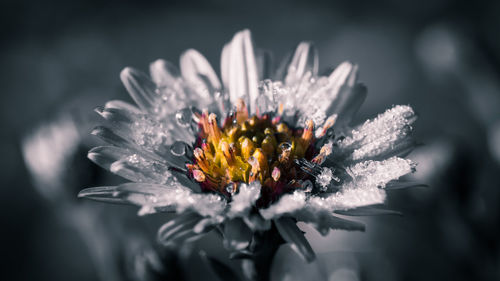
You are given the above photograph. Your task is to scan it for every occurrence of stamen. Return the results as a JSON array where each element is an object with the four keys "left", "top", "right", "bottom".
[
  {"left": 236, "top": 99, "right": 248, "bottom": 124},
  {"left": 317, "top": 115, "right": 336, "bottom": 137},
  {"left": 208, "top": 113, "right": 222, "bottom": 145},
  {"left": 220, "top": 141, "right": 235, "bottom": 166},
  {"left": 240, "top": 137, "right": 255, "bottom": 160},
  {"left": 301, "top": 120, "right": 314, "bottom": 147},
  {"left": 272, "top": 167, "right": 281, "bottom": 181},
  {"left": 190, "top": 107, "right": 319, "bottom": 194},
  {"left": 193, "top": 169, "right": 206, "bottom": 182},
  {"left": 312, "top": 142, "right": 333, "bottom": 164}
]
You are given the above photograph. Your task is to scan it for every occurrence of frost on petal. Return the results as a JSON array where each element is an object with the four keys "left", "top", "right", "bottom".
[
  {"left": 221, "top": 29, "right": 259, "bottom": 114},
  {"left": 308, "top": 186, "right": 386, "bottom": 211},
  {"left": 180, "top": 49, "right": 221, "bottom": 100},
  {"left": 88, "top": 146, "right": 176, "bottom": 184},
  {"left": 79, "top": 182, "right": 226, "bottom": 217},
  {"left": 259, "top": 191, "right": 307, "bottom": 220},
  {"left": 316, "top": 167, "right": 334, "bottom": 191},
  {"left": 97, "top": 105, "right": 194, "bottom": 155},
  {"left": 227, "top": 182, "right": 260, "bottom": 218},
  {"left": 307, "top": 157, "right": 414, "bottom": 211},
  {"left": 347, "top": 156, "right": 415, "bottom": 187},
  {"left": 338, "top": 105, "right": 417, "bottom": 161},
  {"left": 109, "top": 154, "right": 175, "bottom": 185},
  {"left": 178, "top": 193, "right": 227, "bottom": 218}
]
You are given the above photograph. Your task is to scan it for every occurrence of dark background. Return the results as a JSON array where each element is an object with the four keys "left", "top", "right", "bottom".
[{"left": 1, "top": 0, "right": 500, "bottom": 280}]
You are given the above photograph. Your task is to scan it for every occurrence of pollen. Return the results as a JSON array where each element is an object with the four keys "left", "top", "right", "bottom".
[{"left": 187, "top": 99, "right": 316, "bottom": 195}]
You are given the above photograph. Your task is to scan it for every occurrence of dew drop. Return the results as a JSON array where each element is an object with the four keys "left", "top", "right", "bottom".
[
  {"left": 175, "top": 108, "right": 192, "bottom": 128},
  {"left": 170, "top": 141, "right": 187, "bottom": 156},
  {"left": 225, "top": 183, "right": 236, "bottom": 194},
  {"left": 279, "top": 142, "right": 292, "bottom": 151}
]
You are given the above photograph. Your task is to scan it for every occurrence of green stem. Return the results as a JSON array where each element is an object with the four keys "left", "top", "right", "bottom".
[{"left": 243, "top": 224, "right": 284, "bottom": 281}]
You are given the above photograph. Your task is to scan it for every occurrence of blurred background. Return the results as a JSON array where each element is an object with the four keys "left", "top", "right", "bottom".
[{"left": 1, "top": 0, "right": 500, "bottom": 280}]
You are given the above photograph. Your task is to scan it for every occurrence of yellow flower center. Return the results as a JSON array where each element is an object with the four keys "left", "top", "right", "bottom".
[{"left": 187, "top": 100, "right": 316, "bottom": 196}]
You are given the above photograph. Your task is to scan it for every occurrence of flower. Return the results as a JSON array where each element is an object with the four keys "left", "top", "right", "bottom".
[{"left": 79, "top": 29, "right": 418, "bottom": 263}]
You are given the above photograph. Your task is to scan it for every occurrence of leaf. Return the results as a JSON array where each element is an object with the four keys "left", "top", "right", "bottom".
[
  {"left": 274, "top": 217, "right": 316, "bottom": 262},
  {"left": 334, "top": 205, "right": 402, "bottom": 216},
  {"left": 385, "top": 181, "right": 429, "bottom": 190}
]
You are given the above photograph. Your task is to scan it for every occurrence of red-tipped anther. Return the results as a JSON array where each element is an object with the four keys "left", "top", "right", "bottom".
[
  {"left": 200, "top": 110, "right": 210, "bottom": 135},
  {"left": 301, "top": 119, "right": 314, "bottom": 146},
  {"left": 201, "top": 140, "right": 212, "bottom": 154},
  {"left": 236, "top": 98, "right": 249, "bottom": 124},
  {"left": 208, "top": 113, "right": 222, "bottom": 146},
  {"left": 193, "top": 169, "right": 206, "bottom": 182},
  {"left": 312, "top": 143, "right": 333, "bottom": 164},
  {"left": 278, "top": 103, "right": 284, "bottom": 115},
  {"left": 193, "top": 147, "right": 209, "bottom": 172},
  {"left": 318, "top": 115, "right": 336, "bottom": 137},
  {"left": 220, "top": 141, "right": 235, "bottom": 166},
  {"left": 247, "top": 156, "right": 260, "bottom": 183},
  {"left": 272, "top": 166, "right": 281, "bottom": 181}
]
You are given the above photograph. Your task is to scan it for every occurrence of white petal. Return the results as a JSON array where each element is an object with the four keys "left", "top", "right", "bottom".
[
  {"left": 180, "top": 49, "right": 221, "bottom": 98},
  {"left": 104, "top": 100, "right": 141, "bottom": 114},
  {"left": 308, "top": 186, "right": 386, "bottom": 211},
  {"left": 259, "top": 191, "right": 307, "bottom": 220},
  {"left": 338, "top": 105, "right": 417, "bottom": 161},
  {"left": 255, "top": 48, "right": 273, "bottom": 80},
  {"left": 285, "top": 42, "right": 318, "bottom": 85},
  {"left": 346, "top": 156, "right": 415, "bottom": 187},
  {"left": 315, "top": 61, "right": 358, "bottom": 115},
  {"left": 294, "top": 210, "right": 365, "bottom": 235},
  {"left": 109, "top": 154, "right": 173, "bottom": 184},
  {"left": 149, "top": 59, "right": 180, "bottom": 86},
  {"left": 227, "top": 182, "right": 261, "bottom": 218},
  {"left": 221, "top": 29, "right": 259, "bottom": 114},
  {"left": 120, "top": 67, "right": 159, "bottom": 112}
]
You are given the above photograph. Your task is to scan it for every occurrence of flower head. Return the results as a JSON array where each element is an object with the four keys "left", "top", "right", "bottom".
[{"left": 79, "top": 29, "right": 418, "bottom": 262}]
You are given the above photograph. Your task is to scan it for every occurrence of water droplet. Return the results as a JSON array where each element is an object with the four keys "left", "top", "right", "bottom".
[
  {"left": 175, "top": 108, "right": 192, "bottom": 128},
  {"left": 279, "top": 142, "right": 292, "bottom": 151},
  {"left": 225, "top": 183, "right": 236, "bottom": 194},
  {"left": 170, "top": 141, "right": 186, "bottom": 156}
]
